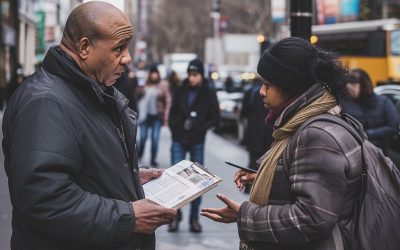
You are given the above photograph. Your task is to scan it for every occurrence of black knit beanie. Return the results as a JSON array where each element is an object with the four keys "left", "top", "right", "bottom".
[
  {"left": 257, "top": 37, "right": 317, "bottom": 96},
  {"left": 187, "top": 58, "right": 204, "bottom": 77},
  {"left": 149, "top": 65, "right": 159, "bottom": 74}
]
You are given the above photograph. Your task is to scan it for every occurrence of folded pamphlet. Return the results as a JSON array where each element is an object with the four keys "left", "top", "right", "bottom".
[{"left": 143, "top": 160, "right": 222, "bottom": 209}]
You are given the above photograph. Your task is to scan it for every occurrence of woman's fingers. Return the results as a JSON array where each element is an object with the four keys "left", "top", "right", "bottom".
[
  {"left": 217, "top": 194, "right": 240, "bottom": 211},
  {"left": 200, "top": 211, "right": 224, "bottom": 222},
  {"left": 201, "top": 207, "right": 225, "bottom": 216},
  {"left": 233, "top": 170, "right": 246, "bottom": 182}
]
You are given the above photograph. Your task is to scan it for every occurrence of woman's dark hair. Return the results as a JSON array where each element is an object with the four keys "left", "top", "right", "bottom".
[
  {"left": 312, "top": 47, "right": 349, "bottom": 100},
  {"left": 348, "top": 68, "right": 373, "bottom": 100},
  {"left": 257, "top": 37, "right": 348, "bottom": 101},
  {"left": 146, "top": 65, "right": 160, "bottom": 84}
]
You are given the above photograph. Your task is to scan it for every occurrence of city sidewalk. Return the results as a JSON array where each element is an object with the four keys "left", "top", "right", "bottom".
[{"left": 140, "top": 127, "right": 249, "bottom": 250}]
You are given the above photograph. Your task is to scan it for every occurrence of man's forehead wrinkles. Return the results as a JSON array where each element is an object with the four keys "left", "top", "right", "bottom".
[{"left": 112, "top": 25, "right": 133, "bottom": 39}]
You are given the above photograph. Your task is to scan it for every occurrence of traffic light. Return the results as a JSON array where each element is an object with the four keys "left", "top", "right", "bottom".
[{"left": 213, "top": 0, "right": 221, "bottom": 13}]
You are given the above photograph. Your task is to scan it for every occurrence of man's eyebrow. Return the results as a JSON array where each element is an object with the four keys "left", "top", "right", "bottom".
[{"left": 115, "top": 38, "right": 130, "bottom": 45}]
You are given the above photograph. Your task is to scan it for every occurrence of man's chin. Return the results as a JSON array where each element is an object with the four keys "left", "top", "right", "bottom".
[{"left": 103, "top": 78, "right": 118, "bottom": 86}]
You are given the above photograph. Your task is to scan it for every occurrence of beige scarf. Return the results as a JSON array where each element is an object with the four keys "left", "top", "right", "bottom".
[{"left": 249, "top": 90, "right": 337, "bottom": 206}]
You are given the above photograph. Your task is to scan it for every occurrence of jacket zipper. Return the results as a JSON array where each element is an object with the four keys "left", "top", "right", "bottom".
[{"left": 116, "top": 122, "right": 130, "bottom": 162}]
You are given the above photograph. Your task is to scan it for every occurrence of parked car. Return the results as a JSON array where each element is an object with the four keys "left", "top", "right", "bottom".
[
  {"left": 374, "top": 84, "right": 400, "bottom": 166},
  {"left": 216, "top": 90, "right": 245, "bottom": 141}
]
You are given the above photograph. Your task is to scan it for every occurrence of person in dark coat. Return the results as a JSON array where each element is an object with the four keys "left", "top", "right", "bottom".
[
  {"left": 5, "top": 63, "right": 25, "bottom": 103},
  {"left": 168, "top": 58, "right": 220, "bottom": 233},
  {"left": 201, "top": 37, "right": 363, "bottom": 250},
  {"left": 240, "top": 79, "right": 273, "bottom": 193},
  {"left": 2, "top": 2, "right": 176, "bottom": 250},
  {"left": 114, "top": 66, "right": 139, "bottom": 112},
  {"left": 341, "top": 68, "right": 399, "bottom": 155},
  {"left": 224, "top": 76, "right": 234, "bottom": 93},
  {"left": 167, "top": 70, "right": 181, "bottom": 96}
]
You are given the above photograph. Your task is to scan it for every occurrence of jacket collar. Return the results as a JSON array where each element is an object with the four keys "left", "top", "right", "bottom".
[{"left": 274, "top": 83, "right": 329, "bottom": 128}]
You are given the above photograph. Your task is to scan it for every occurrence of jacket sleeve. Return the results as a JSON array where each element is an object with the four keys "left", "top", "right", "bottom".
[
  {"left": 366, "top": 97, "right": 399, "bottom": 140},
  {"left": 198, "top": 89, "right": 220, "bottom": 131},
  {"left": 237, "top": 125, "right": 358, "bottom": 244},
  {"left": 7, "top": 98, "right": 134, "bottom": 245},
  {"left": 168, "top": 88, "right": 181, "bottom": 131}
]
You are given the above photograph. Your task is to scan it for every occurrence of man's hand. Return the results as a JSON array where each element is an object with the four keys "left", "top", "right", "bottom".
[
  {"left": 201, "top": 194, "right": 240, "bottom": 223},
  {"left": 233, "top": 170, "right": 257, "bottom": 192},
  {"left": 139, "top": 168, "right": 164, "bottom": 185},
  {"left": 131, "top": 199, "right": 177, "bottom": 234}
]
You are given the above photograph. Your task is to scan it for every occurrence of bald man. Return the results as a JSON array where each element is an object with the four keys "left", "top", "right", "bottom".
[{"left": 2, "top": 2, "right": 176, "bottom": 250}]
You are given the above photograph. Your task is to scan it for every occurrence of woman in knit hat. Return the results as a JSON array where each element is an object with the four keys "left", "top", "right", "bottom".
[{"left": 201, "top": 37, "right": 362, "bottom": 249}]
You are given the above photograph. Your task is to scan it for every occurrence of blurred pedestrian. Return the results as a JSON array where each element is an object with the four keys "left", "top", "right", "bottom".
[
  {"left": 240, "top": 79, "right": 273, "bottom": 193},
  {"left": 168, "top": 58, "right": 220, "bottom": 233},
  {"left": 202, "top": 37, "right": 363, "bottom": 249},
  {"left": 167, "top": 70, "right": 181, "bottom": 96},
  {"left": 114, "top": 66, "right": 139, "bottom": 112},
  {"left": 224, "top": 76, "right": 234, "bottom": 93},
  {"left": 5, "top": 63, "right": 25, "bottom": 103},
  {"left": 137, "top": 65, "right": 171, "bottom": 166},
  {"left": 341, "top": 68, "right": 399, "bottom": 155},
  {"left": 2, "top": 2, "right": 176, "bottom": 250}
]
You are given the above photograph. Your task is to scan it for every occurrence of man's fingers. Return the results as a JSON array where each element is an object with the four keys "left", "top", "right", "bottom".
[
  {"left": 153, "top": 169, "right": 164, "bottom": 177},
  {"left": 163, "top": 208, "right": 178, "bottom": 218}
]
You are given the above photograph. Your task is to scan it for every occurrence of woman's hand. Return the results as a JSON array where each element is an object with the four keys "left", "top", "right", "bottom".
[
  {"left": 234, "top": 170, "right": 257, "bottom": 192},
  {"left": 200, "top": 194, "right": 240, "bottom": 223}
]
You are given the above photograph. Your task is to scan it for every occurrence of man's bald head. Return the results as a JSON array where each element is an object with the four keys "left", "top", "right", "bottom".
[{"left": 61, "top": 1, "right": 129, "bottom": 51}]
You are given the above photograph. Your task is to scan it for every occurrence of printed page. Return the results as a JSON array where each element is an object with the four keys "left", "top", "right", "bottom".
[{"left": 143, "top": 160, "right": 222, "bottom": 208}]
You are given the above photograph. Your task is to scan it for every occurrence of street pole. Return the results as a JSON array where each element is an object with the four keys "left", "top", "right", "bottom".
[
  {"left": 382, "top": 0, "right": 388, "bottom": 19},
  {"left": 211, "top": 0, "right": 221, "bottom": 70},
  {"left": 290, "top": 0, "right": 312, "bottom": 40}
]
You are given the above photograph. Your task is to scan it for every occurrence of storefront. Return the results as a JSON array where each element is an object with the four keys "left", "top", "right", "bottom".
[{"left": 0, "top": 0, "right": 19, "bottom": 91}]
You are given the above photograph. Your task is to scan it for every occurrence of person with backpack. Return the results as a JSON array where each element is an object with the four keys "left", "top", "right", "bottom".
[{"left": 201, "top": 37, "right": 364, "bottom": 250}]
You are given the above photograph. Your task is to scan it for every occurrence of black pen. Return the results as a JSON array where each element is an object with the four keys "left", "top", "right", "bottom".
[{"left": 225, "top": 161, "right": 257, "bottom": 173}]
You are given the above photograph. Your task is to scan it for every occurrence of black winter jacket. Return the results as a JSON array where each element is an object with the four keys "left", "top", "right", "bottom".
[
  {"left": 2, "top": 46, "right": 154, "bottom": 250},
  {"left": 341, "top": 93, "right": 399, "bottom": 155},
  {"left": 241, "top": 82, "right": 273, "bottom": 152},
  {"left": 169, "top": 79, "right": 220, "bottom": 144}
]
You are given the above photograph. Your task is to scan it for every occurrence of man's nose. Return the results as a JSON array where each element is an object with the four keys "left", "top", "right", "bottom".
[{"left": 121, "top": 48, "right": 132, "bottom": 65}]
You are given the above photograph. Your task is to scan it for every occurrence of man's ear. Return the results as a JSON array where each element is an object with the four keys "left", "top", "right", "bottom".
[{"left": 77, "top": 37, "right": 91, "bottom": 60}]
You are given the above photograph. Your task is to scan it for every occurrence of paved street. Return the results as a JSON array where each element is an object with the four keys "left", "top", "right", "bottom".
[{"left": 0, "top": 114, "right": 249, "bottom": 250}]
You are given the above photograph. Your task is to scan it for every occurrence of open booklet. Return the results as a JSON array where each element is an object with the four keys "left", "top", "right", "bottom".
[{"left": 143, "top": 160, "right": 222, "bottom": 209}]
